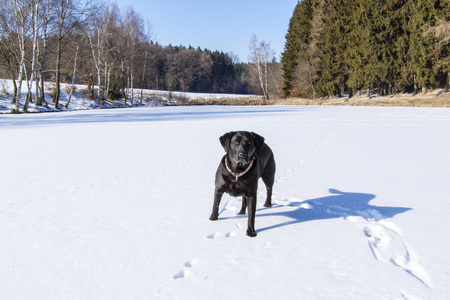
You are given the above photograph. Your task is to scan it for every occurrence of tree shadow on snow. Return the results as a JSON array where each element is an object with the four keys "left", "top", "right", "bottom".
[{"left": 255, "top": 188, "right": 412, "bottom": 234}]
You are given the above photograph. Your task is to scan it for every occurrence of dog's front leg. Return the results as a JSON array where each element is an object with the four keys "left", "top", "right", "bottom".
[
  {"left": 246, "top": 194, "right": 257, "bottom": 237},
  {"left": 238, "top": 197, "right": 247, "bottom": 215},
  {"left": 209, "top": 188, "right": 224, "bottom": 221}
]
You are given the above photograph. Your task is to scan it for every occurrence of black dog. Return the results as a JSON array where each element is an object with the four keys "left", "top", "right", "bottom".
[{"left": 209, "top": 131, "right": 276, "bottom": 237}]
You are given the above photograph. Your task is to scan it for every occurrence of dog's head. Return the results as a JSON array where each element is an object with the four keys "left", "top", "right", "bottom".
[{"left": 219, "top": 131, "right": 265, "bottom": 166}]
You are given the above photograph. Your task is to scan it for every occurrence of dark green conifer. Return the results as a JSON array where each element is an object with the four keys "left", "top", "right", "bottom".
[
  {"left": 281, "top": 0, "right": 314, "bottom": 97},
  {"left": 316, "top": 0, "right": 355, "bottom": 97}
]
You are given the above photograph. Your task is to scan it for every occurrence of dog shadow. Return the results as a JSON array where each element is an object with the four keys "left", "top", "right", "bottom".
[{"left": 256, "top": 188, "right": 412, "bottom": 234}]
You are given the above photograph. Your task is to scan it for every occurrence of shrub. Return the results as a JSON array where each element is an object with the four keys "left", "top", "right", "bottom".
[
  {"left": 63, "top": 84, "right": 76, "bottom": 94},
  {"left": 0, "top": 79, "right": 9, "bottom": 96}
]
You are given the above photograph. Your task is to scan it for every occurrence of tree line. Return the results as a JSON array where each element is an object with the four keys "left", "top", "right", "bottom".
[
  {"left": 0, "top": 0, "right": 281, "bottom": 113},
  {"left": 282, "top": 0, "right": 450, "bottom": 98}
]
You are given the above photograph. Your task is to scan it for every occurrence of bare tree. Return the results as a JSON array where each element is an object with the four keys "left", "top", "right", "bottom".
[
  {"left": 139, "top": 21, "right": 154, "bottom": 104},
  {"left": 23, "top": 0, "right": 39, "bottom": 112},
  {"left": 87, "top": 8, "right": 109, "bottom": 102},
  {"left": 0, "top": 1, "right": 19, "bottom": 101},
  {"left": 248, "top": 34, "right": 275, "bottom": 100},
  {"left": 35, "top": 0, "right": 53, "bottom": 107},
  {"left": 11, "top": 0, "right": 31, "bottom": 113},
  {"left": 123, "top": 8, "right": 145, "bottom": 105},
  {"left": 52, "top": 0, "right": 97, "bottom": 108},
  {"left": 65, "top": 36, "right": 83, "bottom": 108},
  {"left": 139, "top": 46, "right": 148, "bottom": 104}
]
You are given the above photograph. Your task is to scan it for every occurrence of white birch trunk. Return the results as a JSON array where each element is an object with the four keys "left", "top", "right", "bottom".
[
  {"left": 88, "top": 23, "right": 107, "bottom": 102},
  {"left": 15, "top": 59, "right": 25, "bottom": 113},
  {"left": 33, "top": 0, "right": 40, "bottom": 104},
  {"left": 66, "top": 43, "right": 80, "bottom": 108},
  {"left": 264, "top": 54, "right": 269, "bottom": 100},
  {"left": 140, "top": 48, "right": 148, "bottom": 104},
  {"left": 130, "top": 67, "right": 134, "bottom": 106},
  {"left": 36, "top": 0, "right": 50, "bottom": 106},
  {"left": 23, "top": 56, "right": 31, "bottom": 112},
  {"left": 24, "top": 0, "right": 39, "bottom": 112},
  {"left": 251, "top": 36, "right": 268, "bottom": 100},
  {"left": 12, "top": 0, "right": 27, "bottom": 113}
]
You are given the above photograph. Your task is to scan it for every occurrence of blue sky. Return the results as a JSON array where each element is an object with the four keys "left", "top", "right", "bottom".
[{"left": 113, "top": 0, "right": 299, "bottom": 62}]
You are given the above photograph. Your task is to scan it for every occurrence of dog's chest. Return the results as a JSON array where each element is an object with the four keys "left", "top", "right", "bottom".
[{"left": 224, "top": 178, "right": 252, "bottom": 197}]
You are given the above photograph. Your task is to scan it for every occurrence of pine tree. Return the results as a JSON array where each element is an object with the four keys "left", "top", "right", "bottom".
[
  {"left": 316, "top": 0, "right": 355, "bottom": 97},
  {"left": 291, "top": 0, "right": 324, "bottom": 98},
  {"left": 346, "top": 0, "right": 373, "bottom": 93},
  {"left": 281, "top": 0, "right": 314, "bottom": 97},
  {"left": 367, "top": 0, "right": 399, "bottom": 95},
  {"left": 408, "top": 0, "right": 438, "bottom": 93},
  {"left": 433, "top": 0, "right": 450, "bottom": 90}
]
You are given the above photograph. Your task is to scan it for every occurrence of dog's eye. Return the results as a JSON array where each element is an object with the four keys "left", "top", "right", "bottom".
[
  {"left": 234, "top": 141, "right": 239, "bottom": 145},
  {"left": 247, "top": 141, "right": 252, "bottom": 145}
]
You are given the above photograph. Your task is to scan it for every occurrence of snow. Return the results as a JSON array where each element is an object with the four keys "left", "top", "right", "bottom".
[
  {"left": 1, "top": 105, "right": 450, "bottom": 299},
  {"left": 0, "top": 79, "right": 256, "bottom": 114}
]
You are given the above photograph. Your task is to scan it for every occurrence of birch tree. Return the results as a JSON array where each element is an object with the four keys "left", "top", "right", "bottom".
[
  {"left": 11, "top": 0, "right": 31, "bottom": 113},
  {"left": 34, "top": 0, "right": 53, "bottom": 106},
  {"left": 87, "top": 5, "right": 111, "bottom": 101},
  {"left": 139, "top": 47, "right": 148, "bottom": 104},
  {"left": 23, "top": 0, "right": 39, "bottom": 112},
  {"left": 249, "top": 34, "right": 274, "bottom": 100},
  {"left": 123, "top": 7, "right": 145, "bottom": 105},
  {"left": 0, "top": 2, "right": 19, "bottom": 101},
  {"left": 65, "top": 36, "right": 83, "bottom": 108},
  {"left": 52, "top": 0, "right": 96, "bottom": 108}
]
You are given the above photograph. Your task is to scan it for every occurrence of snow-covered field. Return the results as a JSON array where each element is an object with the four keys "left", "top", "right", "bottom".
[{"left": 1, "top": 105, "right": 449, "bottom": 299}]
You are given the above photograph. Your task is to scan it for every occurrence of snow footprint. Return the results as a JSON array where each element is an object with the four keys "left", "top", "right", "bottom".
[
  {"left": 323, "top": 198, "right": 433, "bottom": 288},
  {"left": 276, "top": 176, "right": 284, "bottom": 183},
  {"left": 173, "top": 260, "right": 197, "bottom": 280},
  {"left": 184, "top": 259, "right": 197, "bottom": 268},
  {"left": 172, "top": 269, "right": 189, "bottom": 280},
  {"left": 206, "top": 232, "right": 220, "bottom": 239},
  {"left": 206, "top": 231, "right": 236, "bottom": 239},
  {"left": 225, "top": 231, "right": 236, "bottom": 238},
  {"left": 363, "top": 222, "right": 432, "bottom": 288}
]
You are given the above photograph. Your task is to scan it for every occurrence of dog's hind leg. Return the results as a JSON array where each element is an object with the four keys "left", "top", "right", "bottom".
[
  {"left": 262, "top": 182, "right": 273, "bottom": 207},
  {"left": 262, "top": 158, "right": 275, "bottom": 208}
]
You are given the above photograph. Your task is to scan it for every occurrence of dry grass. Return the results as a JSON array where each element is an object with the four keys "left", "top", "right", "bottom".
[
  {"left": 63, "top": 84, "right": 76, "bottom": 94},
  {"left": 183, "top": 96, "right": 277, "bottom": 106},
  {"left": 334, "top": 91, "right": 450, "bottom": 107},
  {"left": 176, "top": 90, "right": 450, "bottom": 107},
  {"left": 45, "top": 83, "right": 56, "bottom": 98},
  {"left": 112, "top": 88, "right": 450, "bottom": 107},
  {"left": 272, "top": 90, "right": 450, "bottom": 107}
]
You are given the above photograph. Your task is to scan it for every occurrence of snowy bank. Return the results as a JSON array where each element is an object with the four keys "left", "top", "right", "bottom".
[{"left": 0, "top": 79, "right": 257, "bottom": 114}]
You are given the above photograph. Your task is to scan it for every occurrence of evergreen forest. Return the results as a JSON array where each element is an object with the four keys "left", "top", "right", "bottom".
[{"left": 281, "top": 0, "right": 450, "bottom": 98}]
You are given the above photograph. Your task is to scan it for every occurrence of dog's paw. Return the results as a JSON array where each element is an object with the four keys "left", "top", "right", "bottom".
[
  {"left": 246, "top": 229, "right": 257, "bottom": 237},
  {"left": 264, "top": 202, "right": 272, "bottom": 207},
  {"left": 209, "top": 215, "right": 218, "bottom": 221}
]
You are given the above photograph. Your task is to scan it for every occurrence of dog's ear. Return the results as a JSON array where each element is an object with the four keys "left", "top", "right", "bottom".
[
  {"left": 219, "top": 131, "right": 236, "bottom": 152},
  {"left": 251, "top": 132, "right": 265, "bottom": 151}
]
